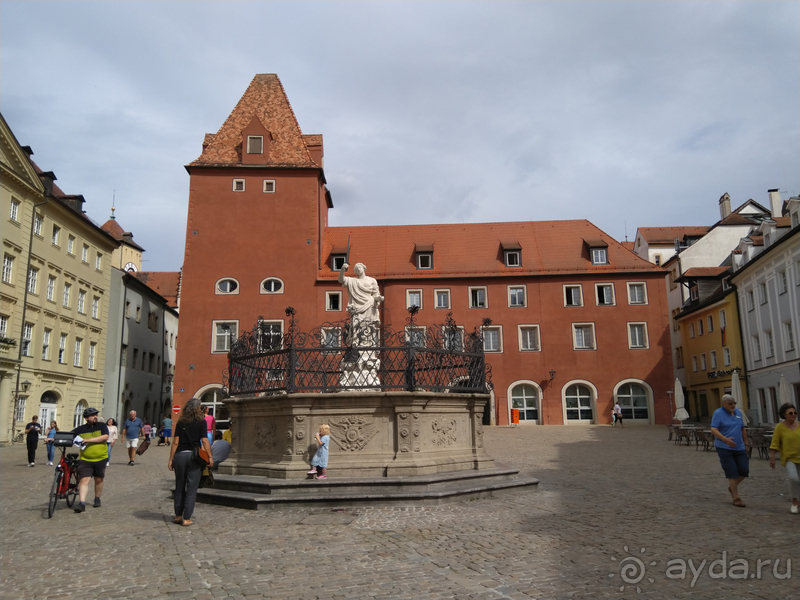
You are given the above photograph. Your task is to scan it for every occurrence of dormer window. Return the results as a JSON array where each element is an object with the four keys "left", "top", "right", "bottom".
[
  {"left": 690, "top": 285, "right": 699, "bottom": 301},
  {"left": 331, "top": 254, "right": 346, "bottom": 271},
  {"left": 584, "top": 238, "right": 609, "bottom": 264},
  {"left": 415, "top": 243, "right": 434, "bottom": 269},
  {"left": 505, "top": 251, "right": 520, "bottom": 267},
  {"left": 247, "top": 136, "right": 264, "bottom": 154},
  {"left": 500, "top": 241, "right": 521, "bottom": 267}
]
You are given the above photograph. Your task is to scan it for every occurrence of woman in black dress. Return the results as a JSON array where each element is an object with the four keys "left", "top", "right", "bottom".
[{"left": 168, "top": 398, "right": 213, "bottom": 526}]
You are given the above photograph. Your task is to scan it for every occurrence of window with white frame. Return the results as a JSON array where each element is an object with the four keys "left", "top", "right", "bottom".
[
  {"left": 135, "top": 306, "right": 141, "bottom": 323},
  {"left": 778, "top": 271, "right": 788, "bottom": 294},
  {"left": 764, "top": 330, "right": 774, "bottom": 357},
  {"left": 63, "top": 283, "right": 71, "bottom": 307},
  {"left": 675, "top": 346, "right": 684, "bottom": 369},
  {"left": 700, "top": 353, "right": 707, "bottom": 370},
  {"left": 690, "top": 286, "right": 699, "bottom": 301},
  {"left": 247, "top": 135, "right": 264, "bottom": 154},
  {"left": 232, "top": 179, "right": 245, "bottom": 192},
  {"left": 692, "top": 355, "right": 698, "bottom": 372},
  {"left": 0, "top": 314, "right": 7, "bottom": 338},
  {"left": 616, "top": 383, "right": 649, "bottom": 420},
  {"left": 591, "top": 248, "right": 608, "bottom": 264},
  {"left": 88, "top": 342, "right": 96, "bottom": 370},
  {"left": 15, "top": 396, "right": 26, "bottom": 422},
  {"left": 261, "top": 278, "right": 284, "bottom": 294},
  {"left": 628, "top": 323, "right": 648, "bottom": 349},
  {"left": 434, "top": 289, "right": 450, "bottom": 309},
  {"left": 504, "top": 250, "right": 521, "bottom": 267},
  {"left": 95, "top": 253, "right": 102, "bottom": 271},
  {"left": 689, "top": 323, "right": 695, "bottom": 338},
  {"left": 52, "top": 225, "right": 60, "bottom": 246},
  {"left": 21, "top": 322, "right": 33, "bottom": 356},
  {"left": 77, "top": 290, "right": 86, "bottom": 314},
  {"left": 482, "top": 326, "right": 502, "bottom": 352},
  {"left": 263, "top": 179, "right": 275, "bottom": 193},
  {"left": 27, "top": 267, "right": 38, "bottom": 294},
  {"left": 784, "top": 321, "right": 795, "bottom": 351},
  {"left": 46, "top": 276, "right": 56, "bottom": 301},
  {"left": 216, "top": 278, "right": 239, "bottom": 294},
  {"left": 91, "top": 297, "right": 99, "bottom": 319},
  {"left": 73, "top": 400, "right": 87, "bottom": 428},
  {"left": 443, "top": 326, "right": 464, "bottom": 351},
  {"left": 326, "top": 291, "right": 342, "bottom": 311},
  {"left": 321, "top": 327, "right": 342, "bottom": 350},
  {"left": 81, "top": 244, "right": 89, "bottom": 263},
  {"left": 719, "top": 309, "right": 727, "bottom": 328},
  {"left": 723, "top": 346, "right": 731, "bottom": 366},
  {"left": 469, "top": 287, "right": 487, "bottom": 309},
  {"left": 565, "top": 384, "right": 594, "bottom": 421},
  {"left": 710, "top": 350, "right": 718, "bottom": 369},
  {"left": 672, "top": 308, "right": 681, "bottom": 331},
  {"left": 511, "top": 384, "right": 539, "bottom": 422},
  {"left": 212, "top": 321, "right": 238, "bottom": 353},
  {"left": 572, "top": 323, "right": 596, "bottom": 350},
  {"left": 10, "top": 198, "right": 20, "bottom": 221},
  {"left": 518, "top": 325, "right": 540, "bottom": 351},
  {"left": 42, "top": 328, "right": 51, "bottom": 360},
  {"left": 67, "top": 235, "right": 75, "bottom": 255},
  {"left": 406, "top": 289, "right": 422, "bottom": 309},
  {"left": 746, "top": 290, "right": 755, "bottom": 311},
  {"left": 58, "top": 333, "right": 67, "bottom": 364},
  {"left": 759, "top": 282, "right": 768, "bottom": 304},
  {"left": 405, "top": 326, "right": 426, "bottom": 347},
  {"left": 2, "top": 255, "right": 12, "bottom": 284},
  {"left": 508, "top": 286, "right": 526, "bottom": 307},
  {"left": 33, "top": 214, "right": 43, "bottom": 236},
  {"left": 258, "top": 321, "right": 283, "bottom": 352},
  {"left": 331, "top": 255, "right": 346, "bottom": 271},
  {"left": 73, "top": 337, "right": 82, "bottom": 367},
  {"left": 707, "top": 315, "right": 714, "bottom": 333},
  {"left": 627, "top": 282, "right": 647, "bottom": 304},
  {"left": 564, "top": 285, "right": 583, "bottom": 307},
  {"left": 417, "top": 253, "right": 433, "bottom": 269},
  {"left": 596, "top": 283, "right": 614, "bottom": 306},
  {"left": 654, "top": 254, "right": 662, "bottom": 266},
  {"left": 697, "top": 318, "right": 703, "bottom": 336},
  {"left": 752, "top": 335, "right": 762, "bottom": 361}
]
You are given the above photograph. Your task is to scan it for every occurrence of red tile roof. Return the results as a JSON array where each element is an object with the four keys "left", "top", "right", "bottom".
[
  {"left": 682, "top": 267, "right": 729, "bottom": 278},
  {"left": 100, "top": 219, "right": 146, "bottom": 252},
  {"left": 775, "top": 217, "right": 791, "bottom": 227},
  {"left": 319, "top": 220, "right": 661, "bottom": 281},
  {"left": 188, "top": 74, "right": 318, "bottom": 168},
  {"left": 638, "top": 226, "right": 709, "bottom": 244},
  {"left": 620, "top": 241, "right": 636, "bottom": 252},
  {"left": 134, "top": 272, "right": 180, "bottom": 307}
]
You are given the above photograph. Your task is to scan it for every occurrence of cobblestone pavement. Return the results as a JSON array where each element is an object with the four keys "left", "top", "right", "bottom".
[{"left": 2, "top": 425, "right": 798, "bottom": 600}]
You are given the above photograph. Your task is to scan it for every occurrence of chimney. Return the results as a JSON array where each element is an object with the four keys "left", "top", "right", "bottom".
[
  {"left": 719, "top": 193, "right": 731, "bottom": 219},
  {"left": 768, "top": 188, "right": 782, "bottom": 218}
]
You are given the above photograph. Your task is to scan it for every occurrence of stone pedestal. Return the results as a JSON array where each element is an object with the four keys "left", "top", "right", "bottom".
[{"left": 221, "top": 391, "right": 493, "bottom": 478}]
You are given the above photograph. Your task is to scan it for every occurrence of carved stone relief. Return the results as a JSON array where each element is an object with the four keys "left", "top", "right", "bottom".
[
  {"left": 431, "top": 418, "right": 458, "bottom": 446},
  {"left": 253, "top": 421, "right": 277, "bottom": 451},
  {"left": 330, "top": 415, "right": 379, "bottom": 451}
]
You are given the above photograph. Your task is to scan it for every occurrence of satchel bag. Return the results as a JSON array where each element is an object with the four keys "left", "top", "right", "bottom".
[{"left": 191, "top": 445, "right": 210, "bottom": 468}]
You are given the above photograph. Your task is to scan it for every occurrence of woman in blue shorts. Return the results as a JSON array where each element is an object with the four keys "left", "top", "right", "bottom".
[{"left": 710, "top": 394, "right": 751, "bottom": 507}]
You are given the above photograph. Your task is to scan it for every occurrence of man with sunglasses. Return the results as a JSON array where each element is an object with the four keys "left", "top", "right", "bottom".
[
  {"left": 710, "top": 394, "right": 750, "bottom": 507},
  {"left": 70, "top": 407, "right": 109, "bottom": 513}
]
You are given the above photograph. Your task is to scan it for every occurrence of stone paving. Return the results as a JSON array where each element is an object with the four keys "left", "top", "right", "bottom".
[{"left": 1, "top": 425, "right": 797, "bottom": 600}]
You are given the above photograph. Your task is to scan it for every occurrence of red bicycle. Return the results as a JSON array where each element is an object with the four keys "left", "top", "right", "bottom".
[{"left": 48, "top": 433, "right": 80, "bottom": 518}]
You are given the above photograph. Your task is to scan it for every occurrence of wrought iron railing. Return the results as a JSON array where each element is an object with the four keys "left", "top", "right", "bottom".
[{"left": 223, "top": 307, "right": 493, "bottom": 396}]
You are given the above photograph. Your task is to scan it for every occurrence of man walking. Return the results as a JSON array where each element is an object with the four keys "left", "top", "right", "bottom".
[
  {"left": 71, "top": 407, "right": 109, "bottom": 513},
  {"left": 162, "top": 414, "right": 173, "bottom": 446},
  {"left": 121, "top": 410, "right": 144, "bottom": 465},
  {"left": 25, "top": 415, "right": 42, "bottom": 466}
]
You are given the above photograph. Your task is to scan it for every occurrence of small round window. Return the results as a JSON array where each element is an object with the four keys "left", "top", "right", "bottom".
[
  {"left": 262, "top": 278, "right": 283, "bottom": 294},
  {"left": 216, "top": 278, "right": 239, "bottom": 294}
]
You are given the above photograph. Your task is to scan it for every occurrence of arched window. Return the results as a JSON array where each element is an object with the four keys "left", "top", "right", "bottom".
[
  {"left": 200, "top": 387, "right": 230, "bottom": 431},
  {"left": 73, "top": 400, "right": 88, "bottom": 428},
  {"left": 565, "top": 384, "right": 593, "bottom": 421},
  {"left": 510, "top": 384, "right": 539, "bottom": 422},
  {"left": 260, "top": 278, "right": 284, "bottom": 294},
  {"left": 616, "top": 382, "right": 650, "bottom": 420}
]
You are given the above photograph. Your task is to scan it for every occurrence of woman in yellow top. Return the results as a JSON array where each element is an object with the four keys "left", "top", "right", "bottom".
[{"left": 769, "top": 403, "right": 800, "bottom": 514}]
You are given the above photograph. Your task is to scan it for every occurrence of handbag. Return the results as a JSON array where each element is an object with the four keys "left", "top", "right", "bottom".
[
  {"left": 191, "top": 444, "right": 210, "bottom": 468},
  {"left": 136, "top": 439, "right": 150, "bottom": 455}
]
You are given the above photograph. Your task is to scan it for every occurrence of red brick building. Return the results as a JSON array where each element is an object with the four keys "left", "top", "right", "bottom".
[{"left": 174, "top": 74, "right": 673, "bottom": 426}]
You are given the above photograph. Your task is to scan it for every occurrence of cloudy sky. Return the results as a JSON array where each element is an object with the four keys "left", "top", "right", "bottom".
[{"left": 2, "top": 1, "right": 798, "bottom": 272}]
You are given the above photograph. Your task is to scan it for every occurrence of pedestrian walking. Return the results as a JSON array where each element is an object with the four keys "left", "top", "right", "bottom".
[
  {"left": 105, "top": 418, "right": 118, "bottom": 465},
  {"left": 143, "top": 420, "right": 152, "bottom": 442},
  {"left": 70, "top": 407, "right": 109, "bottom": 513},
  {"left": 203, "top": 406, "right": 216, "bottom": 446},
  {"left": 769, "top": 403, "right": 800, "bottom": 514},
  {"left": 168, "top": 398, "right": 213, "bottom": 526},
  {"left": 162, "top": 414, "right": 173, "bottom": 446},
  {"left": 710, "top": 394, "right": 751, "bottom": 507},
  {"left": 613, "top": 402, "right": 624, "bottom": 427},
  {"left": 307, "top": 424, "right": 330, "bottom": 479},
  {"left": 121, "top": 410, "right": 144, "bottom": 465},
  {"left": 25, "top": 415, "right": 42, "bottom": 466},
  {"left": 44, "top": 421, "right": 58, "bottom": 465}
]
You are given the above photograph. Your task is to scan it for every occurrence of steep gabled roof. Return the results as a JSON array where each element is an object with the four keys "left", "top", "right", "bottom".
[
  {"left": 188, "top": 74, "right": 318, "bottom": 168},
  {"left": 133, "top": 271, "right": 180, "bottom": 308},
  {"left": 100, "top": 218, "right": 146, "bottom": 252},
  {"left": 638, "top": 226, "right": 709, "bottom": 244},
  {"left": 319, "top": 220, "right": 661, "bottom": 281}
]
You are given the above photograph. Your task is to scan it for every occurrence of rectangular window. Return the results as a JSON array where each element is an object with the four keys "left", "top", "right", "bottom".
[
  {"left": 689, "top": 323, "right": 695, "bottom": 338},
  {"left": 0, "top": 314, "right": 7, "bottom": 337},
  {"left": 247, "top": 135, "right": 263, "bottom": 154},
  {"left": 672, "top": 308, "right": 680, "bottom": 331},
  {"left": 2, "top": 255, "right": 12, "bottom": 284},
  {"left": 22, "top": 322, "right": 33, "bottom": 356},
  {"left": 692, "top": 355, "right": 698, "bottom": 372},
  {"left": 591, "top": 248, "right": 608, "bottom": 264},
  {"left": 132, "top": 348, "right": 139, "bottom": 370},
  {"left": 504, "top": 250, "right": 520, "bottom": 267},
  {"left": 95, "top": 253, "right": 102, "bottom": 270},
  {"left": 406, "top": 289, "right": 422, "bottom": 309},
  {"left": 654, "top": 254, "right": 662, "bottom": 266},
  {"left": 59, "top": 333, "right": 67, "bottom": 364},
  {"left": 417, "top": 253, "right": 433, "bottom": 269},
  {"left": 627, "top": 282, "right": 647, "bottom": 304},
  {"left": 700, "top": 353, "right": 707, "bottom": 370},
  {"left": 746, "top": 290, "right": 755, "bottom": 311},
  {"left": 469, "top": 287, "right": 487, "bottom": 308},
  {"left": 88, "top": 342, "right": 96, "bottom": 370},
  {"left": 46, "top": 276, "right": 56, "bottom": 301},
  {"left": 14, "top": 396, "right": 26, "bottom": 422},
  {"left": 67, "top": 235, "right": 75, "bottom": 255},
  {"left": 752, "top": 335, "right": 762, "bottom": 361},
  {"left": 73, "top": 338, "right": 82, "bottom": 367},
  {"left": 33, "top": 214, "right": 43, "bottom": 236},
  {"left": 697, "top": 319, "right": 703, "bottom": 336},
  {"left": 707, "top": 315, "right": 713, "bottom": 332},
  {"left": 258, "top": 321, "right": 283, "bottom": 351},
  {"left": 321, "top": 327, "right": 342, "bottom": 350},
  {"left": 596, "top": 283, "right": 615, "bottom": 306},
  {"left": 483, "top": 326, "right": 502, "bottom": 352},
  {"left": 690, "top": 286, "right": 699, "bottom": 301},
  {"left": 121, "top": 344, "right": 127, "bottom": 367},
  {"left": 784, "top": 321, "right": 795, "bottom": 351},
  {"left": 443, "top": 326, "right": 464, "bottom": 351},
  {"left": 135, "top": 306, "right": 141, "bottom": 323},
  {"left": 42, "top": 328, "right": 51, "bottom": 360},
  {"left": 262, "top": 179, "right": 276, "bottom": 193},
  {"left": 232, "top": 179, "right": 245, "bottom": 192},
  {"left": 508, "top": 286, "right": 526, "bottom": 307},
  {"left": 573, "top": 323, "right": 596, "bottom": 350},
  {"left": 759, "top": 282, "right": 768, "bottom": 305},
  {"left": 405, "top": 326, "right": 426, "bottom": 348},
  {"left": 564, "top": 285, "right": 583, "bottom": 307},
  {"left": 27, "top": 267, "right": 38, "bottom": 294},
  {"left": 628, "top": 323, "right": 648, "bottom": 349},
  {"left": 710, "top": 350, "right": 718, "bottom": 369},
  {"left": 434, "top": 289, "right": 450, "bottom": 309},
  {"left": 723, "top": 346, "right": 731, "bottom": 366},
  {"left": 10, "top": 198, "right": 20, "bottom": 221},
  {"left": 52, "top": 225, "right": 60, "bottom": 246},
  {"left": 765, "top": 330, "right": 774, "bottom": 357},
  {"left": 62, "top": 283, "right": 71, "bottom": 308},
  {"left": 81, "top": 244, "right": 89, "bottom": 263},
  {"left": 719, "top": 309, "right": 727, "bottom": 328},
  {"left": 213, "top": 321, "right": 239, "bottom": 353},
  {"left": 518, "top": 325, "right": 540, "bottom": 352},
  {"left": 778, "top": 271, "right": 788, "bottom": 294},
  {"left": 325, "top": 291, "right": 342, "bottom": 311},
  {"left": 91, "top": 297, "right": 99, "bottom": 319},
  {"left": 669, "top": 268, "right": 677, "bottom": 290},
  {"left": 149, "top": 353, "right": 155, "bottom": 373},
  {"left": 77, "top": 290, "right": 86, "bottom": 314},
  {"left": 331, "top": 255, "right": 345, "bottom": 271},
  {"left": 675, "top": 346, "right": 684, "bottom": 369}
]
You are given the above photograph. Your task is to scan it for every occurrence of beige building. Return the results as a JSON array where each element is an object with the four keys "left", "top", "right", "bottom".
[{"left": 1, "top": 113, "right": 119, "bottom": 444}]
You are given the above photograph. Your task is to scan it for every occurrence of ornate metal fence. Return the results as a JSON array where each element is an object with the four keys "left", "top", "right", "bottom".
[{"left": 223, "top": 307, "right": 493, "bottom": 396}]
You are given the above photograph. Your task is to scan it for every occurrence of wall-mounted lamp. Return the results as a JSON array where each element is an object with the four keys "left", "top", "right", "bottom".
[
  {"left": 21, "top": 380, "right": 31, "bottom": 393},
  {"left": 549, "top": 369, "right": 556, "bottom": 381}
]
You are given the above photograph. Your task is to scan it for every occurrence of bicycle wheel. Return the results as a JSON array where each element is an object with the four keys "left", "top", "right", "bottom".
[
  {"left": 48, "top": 471, "right": 62, "bottom": 518},
  {"left": 65, "top": 470, "right": 79, "bottom": 507}
]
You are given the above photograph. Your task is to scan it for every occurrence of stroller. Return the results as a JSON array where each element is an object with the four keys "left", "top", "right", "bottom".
[{"left": 156, "top": 426, "right": 166, "bottom": 446}]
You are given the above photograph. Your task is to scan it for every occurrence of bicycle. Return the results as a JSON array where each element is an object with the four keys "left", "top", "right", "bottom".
[{"left": 47, "top": 435, "right": 80, "bottom": 518}]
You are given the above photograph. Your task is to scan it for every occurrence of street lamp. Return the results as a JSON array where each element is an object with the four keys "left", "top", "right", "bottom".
[
  {"left": 21, "top": 380, "right": 31, "bottom": 392},
  {"left": 549, "top": 369, "right": 556, "bottom": 380}
]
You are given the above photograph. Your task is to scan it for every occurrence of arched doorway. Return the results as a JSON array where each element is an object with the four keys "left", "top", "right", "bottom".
[
  {"left": 38, "top": 391, "right": 59, "bottom": 429},
  {"left": 508, "top": 381, "right": 542, "bottom": 424},
  {"left": 614, "top": 380, "right": 653, "bottom": 423}
]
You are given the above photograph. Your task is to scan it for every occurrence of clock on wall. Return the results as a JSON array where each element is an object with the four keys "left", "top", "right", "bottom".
[{"left": 124, "top": 262, "right": 137, "bottom": 272}]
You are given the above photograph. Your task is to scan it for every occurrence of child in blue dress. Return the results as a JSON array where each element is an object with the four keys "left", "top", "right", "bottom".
[{"left": 308, "top": 424, "right": 330, "bottom": 479}]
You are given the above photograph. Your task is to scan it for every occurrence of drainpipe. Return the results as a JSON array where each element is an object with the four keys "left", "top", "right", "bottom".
[{"left": 114, "top": 280, "right": 129, "bottom": 424}]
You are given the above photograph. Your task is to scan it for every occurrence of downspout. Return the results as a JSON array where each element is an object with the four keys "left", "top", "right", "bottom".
[
  {"left": 731, "top": 285, "right": 753, "bottom": 422},
  {"left": 115, "top": 279, "right": 129, "bottom": 423}
]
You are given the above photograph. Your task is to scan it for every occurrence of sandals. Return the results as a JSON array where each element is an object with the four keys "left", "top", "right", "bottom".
[{"left": 732, "top": 498, "right": 746, "bottom": 507}]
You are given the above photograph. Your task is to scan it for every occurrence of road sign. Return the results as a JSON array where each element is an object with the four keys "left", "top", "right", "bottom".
[{"left": 173, "top": 404, "right": 180, "bottom": 413}]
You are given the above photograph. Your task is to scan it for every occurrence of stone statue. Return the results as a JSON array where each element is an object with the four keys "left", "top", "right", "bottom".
[
  {"left": 338, "top": 262, "right": 384, "bottom": 388},
  {"left": 338, "top": 263, "right": 384, "bottom": 325}
]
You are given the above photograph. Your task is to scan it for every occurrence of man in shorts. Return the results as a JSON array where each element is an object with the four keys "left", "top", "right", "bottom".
[
  {"left": 121, "top": 410, "right": 144, "bottom": 465},
  {"left": 162, "top": 414, "right": 173, "bottom": 446},
  {"left": 71, "top": 407, "right": 109, "bottom": 513}
]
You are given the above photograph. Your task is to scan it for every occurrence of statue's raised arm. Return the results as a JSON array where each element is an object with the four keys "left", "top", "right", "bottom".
[{"left": 339, "top": 262, "right": 383, "bottom": 324}]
